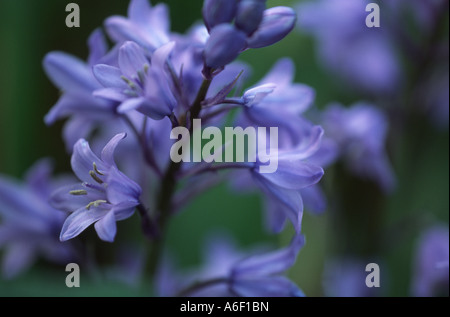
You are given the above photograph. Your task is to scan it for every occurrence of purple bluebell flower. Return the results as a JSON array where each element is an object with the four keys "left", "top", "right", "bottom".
[
  {"left": 300, "top": 138, "right": 338, "bottom": 214},
  {"left": 246, "top": 6, "right": 297, "bottom": 49},
  {"left": 252, "top": 126, "right": 325, "bottom": 233},
  {"left": 51, "top": 133, "right": 142, "bottom": 242},
  {"left": 235, "top": 0, "right": 266, "bottom": 36},
  {"left": 44, "top": 29, "right": 118, "bottom": 151},
  {"left": 204, "top": 24, "right": 248, "bottom": 69},
  {"left": 162, "top": 233, "right": 305, "bottom": 297},
  {"left": 412, "top": 226, "right": 449, "bottom": 297},
  {"left": 105, "top": 0, "right": 171, "bottom": 52},
  {"left": 93, "top": 41, "right": 176, "bottom": 120},
  {"left": 235, "top": 58, "right": 315, "bottom": 146},
  {"left": 230, "top": 234, "right": 306, "bottom": 297},
  {"left": 0, "top": 160, "right": 76, "bottom": 279},
  {"left": 322, "top": 103, "right": 396, "bottom": 193},
  {"left": 203, "top": 0, "right": 239, "bottom": 31},
  {"left": 297, "top": 0, "right": 401, "bottom": 95},
  {"left": 202, "top": 1, "right": 296, "bottom": 69}
]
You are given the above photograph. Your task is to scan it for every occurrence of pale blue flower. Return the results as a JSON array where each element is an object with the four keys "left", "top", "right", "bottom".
[{"left": 52, "top": 133, "right": 142, "bottom": 242}]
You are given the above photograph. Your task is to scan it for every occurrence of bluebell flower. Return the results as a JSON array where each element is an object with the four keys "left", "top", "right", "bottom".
[
  {"left": 299, "top": 138, "right": 338, "bottom": 214},
  {"left": 44, "top": 29, "right": 118, "bottom": 151},
  {"left": 321, "top": 103, "right": 396, "bottom": 193},
  {"left": 204, "top": 24, "right": 248, "bottom": 69},
  {"left": 52, "top": 133, "right": 142, "bottom": 242},
  {"left": 412, "top": 225, "right": 449, "bottom": 297},
  {"left": 236, "top": 58, "right": 315, "bottom": 146},
  {"left": 93, "top": 41, "right": 176, "bottom": 120},
  {"left": 246, "top": 6, "right": 297, "bottom": 49},
  {"left": 297, "top": 0, "right": 401, "bottom": 95},
  {"left": 161, "top": 233, "right": 306, "bottom": 297},
  {"left": 251, "top": 126, "right": 325, "bottom": 233},
  {"left": 230, "top": 234, "right": 306, "bottom": 297},
  {"left": 0, "top": 160, "right": 77, "bottom": 278},
  {"left": 235, "top": 0, "right": 266, "bottom": 36},
  {"left": 202, "top": 1, "right": 296, "bottom": 69},
  {"left": 105, "top": 0, "right": 171, "bottom": 52},
  {"left": 203, "top": 0, "right": 239, "bottom": 31}
]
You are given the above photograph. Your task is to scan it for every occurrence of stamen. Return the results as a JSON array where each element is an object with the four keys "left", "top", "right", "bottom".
[
  {"left": 89, "top": 170, "right": 104, "bottom": 184},
  {"left": 137, "top": 70, "right": 146, "bottom": 86},
  {"left": 143, "top": 64, "right": 149, "bottom": 74},
  {"left": 93, "top": 162, "right": 104, "bottom": 176},
  {"left": 70, "top": 190, "right": 88, "bottom": 196},
  {"left": 86, "top": 200, "right": 108, "bottom": 210},
  {"left": 121, "top": 76, "right": 136, "bottom": 89}
]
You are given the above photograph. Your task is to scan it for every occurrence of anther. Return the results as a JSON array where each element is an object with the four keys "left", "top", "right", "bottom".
[
  {"left": 70, "top": 190, "right": 88, "bottom": 196},
  {"left": 86, "top": 200, "right": 107, "bottom": 210},
  {"left": 121, "top": 76, "right": 136, "bottom": 89},
  {"left": 93, "top": 162, "right": 104, "bottom": 176},
  {"left": 89, "top": 170, "right": 104, "bottom": 184}
]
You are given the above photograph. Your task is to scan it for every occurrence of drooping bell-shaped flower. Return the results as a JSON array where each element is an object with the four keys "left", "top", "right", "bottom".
[
  {"left": 51, "top": 133, "right": 142, "bottom": 242},
  {"left": 93, "top": 41, "right": 177, "bottom": 120}
]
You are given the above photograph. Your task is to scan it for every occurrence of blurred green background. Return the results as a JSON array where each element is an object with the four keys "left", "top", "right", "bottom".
[{"left": 0, "top": 0, "right": 448, "bottom": 296}]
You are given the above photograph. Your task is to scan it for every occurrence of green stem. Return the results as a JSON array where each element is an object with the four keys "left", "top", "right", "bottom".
[{"left": 145, "top": 78, "right": 212, "bottom": 281}]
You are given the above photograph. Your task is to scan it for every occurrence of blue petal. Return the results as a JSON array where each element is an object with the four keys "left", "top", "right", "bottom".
[
  {"left": 93, "top": 88, "right": 127, "bottom": 102},
  {"left": 203, "top": 0, "right": 239, "bottom": 30},
  {"left": 151, "top": 41, "right": 175, "bottom": 71},
  {"left": 93, "top": 64, "right": 128, "bottom": 89},
  {"left": 112, "top": 201, "right": 139, "bottom": 221},
  {"left": 101, "top": 133, "right": 127, "bottom": 166},
  {"left": 301, "top": 185, "right": 327, "bottom": 214},
  {"left": 50, "top": 183, "right": 104, "bottom": 212},
  {"left": 60, "top": 206, "right": 110, "bottom": 241},
  {"left": 118, "top": 97, "right": 148, "bottom": 114},
  {"left": 243, "top": 83, "right": 277, "bottom": 107},
  {"left": 264, "top": 198, "right": 287, "bottom": 233},
  {"left": 278, "top": 125, "right": 324, "bottom": 161},
  {"left": 252, "top": 174, "right": 303, "bottom": 234},
  {"left": 43, "top": 52, "right": 99, "bottom": 93},
  {"left": 45, "top": 91, "right": 114, "bottom": 126},
  {"left": 105, "top": 166, "right": 141, "bottom": 205},
  {"left": 247, "top": 7, "right": 296, "bottom": 49},
  {"left": 257, "top": 159, "right": 324, "bottom": 190},
  {"left": 71, "top": 139, "right": 108, "bottom": 184},
  {"left": 143, "top": 74, "right": 175, "bottom": 120},
  {"left": 87, "top": 28, "right": 108, "bottom": 66},
  {"left": 118, "top": 41, "right": 148, "bottom": 80},
  {"left": 128, "top": 0, "right": 170, "bottom": 45},
  {"left": 105, "top": 17, "right": 147, "bottom": 48},
  {"left": 127, "top": 0, "right": 153, "bottom": 25},
  {"left": 233, "top": 234, "right": 305, "bottom": 277},
  {"left": 232, "top": 276, "right": 305, "bottom": 297},
  {"left": 204, "top": 24, "right": 248, "bottom": 69},
  {"left": 235, "top": 0, "right": 266, "bottom": 35},
  {"left": 94, "top": 210, "right": 117, "bottom": 242}
]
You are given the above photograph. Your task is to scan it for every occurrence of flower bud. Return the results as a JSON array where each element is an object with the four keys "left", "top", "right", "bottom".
[
  {"left": 204, "top": 24, "right": 247, "bottom": 69},
  {"left": 235, "top": 0, "right": 266, "bottom": 36},
  {"left": 202, "top": 0, "right": 239, "bottom": 31},
  {"left": 247, "top": 7, "right": 296, "bottom": 49}
]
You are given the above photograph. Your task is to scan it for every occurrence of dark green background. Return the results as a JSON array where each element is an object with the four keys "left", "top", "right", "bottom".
[{"left": 0, "top": 0, "right": 448, "bottom": 296}]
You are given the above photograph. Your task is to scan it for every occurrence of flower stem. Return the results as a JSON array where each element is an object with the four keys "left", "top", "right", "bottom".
[
  {"left": 122, "top": 115, "right": 163, "bottom": 177},
  {"left": 146, "top": 78, "right": 212, "bottom": 283}
]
